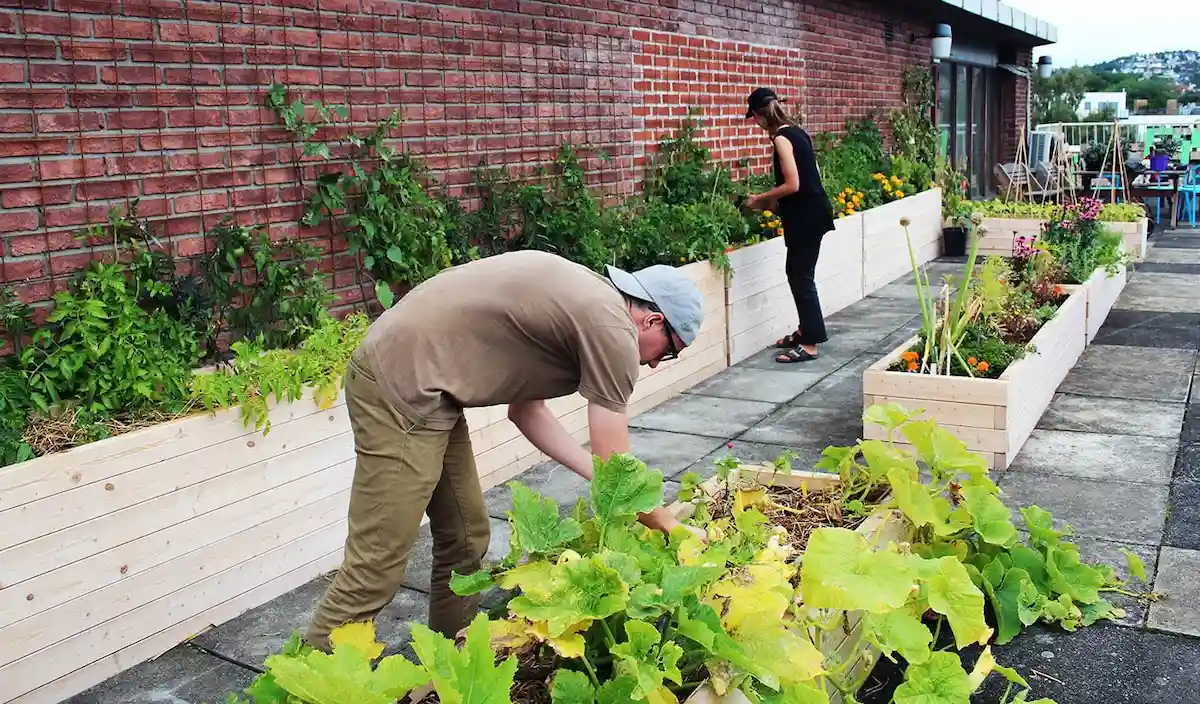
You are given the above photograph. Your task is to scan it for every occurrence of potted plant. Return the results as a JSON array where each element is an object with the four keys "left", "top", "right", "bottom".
[
  {"left": 1151, "top": 135, "right": 1181, "bottom": 171},
  {"left": 942, "top": 202, "right": 973, "bottom": 257}
]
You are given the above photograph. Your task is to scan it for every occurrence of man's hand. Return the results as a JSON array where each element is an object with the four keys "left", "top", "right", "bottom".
[{"left": 640, "top": 506, "right": 708, "bottom": 543}]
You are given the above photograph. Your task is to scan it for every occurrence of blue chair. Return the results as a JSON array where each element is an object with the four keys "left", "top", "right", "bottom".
[
  {"left": 1143, "top": 171, "right": 1175, "bottom": 224},
  {"left": 1091, "top": 172, "right": 1123, "bottom": 203},
  {"left": 1177, "top": 165, "right": 1200, "bottom": 228}
]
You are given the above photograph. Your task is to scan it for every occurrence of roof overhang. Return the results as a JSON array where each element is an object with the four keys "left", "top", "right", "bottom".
[{"left": 935, "top": 0, "right": 1057, "bottom": 46}]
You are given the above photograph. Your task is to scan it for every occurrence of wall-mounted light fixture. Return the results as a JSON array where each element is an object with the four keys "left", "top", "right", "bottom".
[
  {"left": 1037, "top": 56, "right": 1053, "bottom": 79},
  {"left": 932, "top": 24, "right": 952, "bottom": 62}
]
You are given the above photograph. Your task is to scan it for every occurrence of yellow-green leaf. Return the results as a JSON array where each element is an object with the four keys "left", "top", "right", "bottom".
[
  {"left": 924, "top": 557, "right": 993, "bottom": 648},
  {"left": 801, "top": 527, "right": 917, "bottom": 612}
]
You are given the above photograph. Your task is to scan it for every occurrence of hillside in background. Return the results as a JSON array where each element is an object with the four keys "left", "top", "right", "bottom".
[{"left": 1092, "top": 50, "right": 1200, "bottom": 90}]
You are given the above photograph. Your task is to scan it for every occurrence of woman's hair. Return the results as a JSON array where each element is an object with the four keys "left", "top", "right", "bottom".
[{"left": 753, "top": 97, "right": 797, "bottom": 133}]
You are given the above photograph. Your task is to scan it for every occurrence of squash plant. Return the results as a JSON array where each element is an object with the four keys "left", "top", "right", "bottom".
[{"left": 219, "top": 408, "right": 1146, "bottom": 704}]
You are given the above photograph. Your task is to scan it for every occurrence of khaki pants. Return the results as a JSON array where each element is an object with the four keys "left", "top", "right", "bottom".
[{"left": 305, "top": 351, "right": 491, "bottom": 649}]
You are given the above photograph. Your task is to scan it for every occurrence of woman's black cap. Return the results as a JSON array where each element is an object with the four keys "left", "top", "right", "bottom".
[{"left": 746, "top": 87, "right": 779, "bottom": 117}]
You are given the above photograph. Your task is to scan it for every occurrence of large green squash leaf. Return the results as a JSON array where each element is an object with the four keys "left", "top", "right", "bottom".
[
  {"left": 410, "top": 613, "right": 518, "bottom": 704},
  {"left": 892, "top": 651, "right": 973, "bottom": 704},
  {"left": 924, "top": 556, "right": 993, "bottom": 648},
  {"left": 801, "top": 527, "right": 917, "bottom": 612},
  {"left": 508, "top": 552, "right": 630, "bottom": 637},
  {"left": 590, "top": 453, "right": 663, "bottom": 530},
  {"left": 509, "top": 482, "right": 584, "bottom": 556}
]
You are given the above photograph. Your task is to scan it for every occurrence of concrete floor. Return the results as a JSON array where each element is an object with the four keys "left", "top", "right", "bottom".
[{"left": 66, "top": 231, "right": 1200, "bottom": 704}]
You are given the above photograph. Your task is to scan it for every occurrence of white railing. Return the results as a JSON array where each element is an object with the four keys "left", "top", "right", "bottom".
[{"left": 1037, "top": 118, "right": 1200, "bottom": 150}]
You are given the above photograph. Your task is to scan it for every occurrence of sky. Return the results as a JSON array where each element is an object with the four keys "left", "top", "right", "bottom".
[{"left": 1005, "top": 0, "right": 1200, "bottom": 66}]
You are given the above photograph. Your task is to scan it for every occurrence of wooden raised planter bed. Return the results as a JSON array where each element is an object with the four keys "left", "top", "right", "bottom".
[
  {"left": 977, "top": 217, "right": 1149, "bottom": 262},
  {"left": 862, "top": 188, "right": 942, "bottom": 296},
  {"left": 862, "top": 286, "right": 1089, "bottom": 470},
  {"left": 671, "top": 467, "right": 909, "bottom": 704},
  {"left": 0, "top": 391, "right": 356, "bottom": 703},
  {"left": 0, "top": 258, "right": 728, "bottom": 704},
  {"left": 1078, "top": 265, "right": 1127, "bottom": 344}
]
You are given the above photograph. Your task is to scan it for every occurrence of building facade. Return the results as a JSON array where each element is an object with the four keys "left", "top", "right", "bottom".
[{"left": 0, "top": 0, "right": 1054, "bottom": 308}]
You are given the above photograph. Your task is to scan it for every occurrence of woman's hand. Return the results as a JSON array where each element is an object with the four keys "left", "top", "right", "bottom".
[{"left": 743, "top": 193, "right": 765, "bottom": 211}]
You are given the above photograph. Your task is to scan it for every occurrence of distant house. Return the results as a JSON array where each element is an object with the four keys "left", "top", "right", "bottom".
[{"left": 1077, "top": 91, "right": 1130, "bottom": 119}]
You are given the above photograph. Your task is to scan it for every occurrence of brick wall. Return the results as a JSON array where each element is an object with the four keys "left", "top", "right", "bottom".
[
  {"left": 999, "top": 47, "right": 1032, "bottom": 167},
  {"left": 800, "top": 0, "right": 931, "bottom": 136},
  {"left": 633, "top": 29, "right": 805, "bottom": 179},
  {"left": 0, "top": 0, "right": 1033, "bottom": 326}
]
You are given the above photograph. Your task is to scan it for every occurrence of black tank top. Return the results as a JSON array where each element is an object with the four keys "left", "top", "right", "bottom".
[{"left": 772, "top": 125, "right": 834, "bottom": 237}]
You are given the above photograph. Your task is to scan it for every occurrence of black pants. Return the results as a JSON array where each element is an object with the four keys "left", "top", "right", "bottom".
[{"left": 784, "top": 235, "right": 828, "bottom": 346}]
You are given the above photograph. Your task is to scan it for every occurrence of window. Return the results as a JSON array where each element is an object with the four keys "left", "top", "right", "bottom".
[{"left": 935, "top": 61, "right": 1000, "bottom": 198}]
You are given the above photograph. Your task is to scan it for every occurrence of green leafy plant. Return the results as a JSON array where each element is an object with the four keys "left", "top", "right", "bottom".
[
  {"left": 510, "top": 145, "right": 614, "bottom": 273},
  {"left": 199, "top": 218, "right": 333, "bottom": 354},
  {"left": 968, "top": 199, "right": 1143, "bottom": 223},
  {"left": 267, "top": 84, "right": 455, "bottom": 309},
  {"left": 190, "top": 312, "right": 368, "bottom": 432},
  {"left": 889, "top": 65, "right": 941, "bottom": 178},
  {"left": 815, "top": 117, "right": 889, "bottom": 203},
  {"left": 20, "top": 261, "right": 199, "bottom": 416}
]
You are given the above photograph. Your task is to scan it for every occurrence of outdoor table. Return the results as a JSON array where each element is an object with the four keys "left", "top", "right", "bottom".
[{"left": 1077, "top": 169, "right": 1187, "bottom": 229}]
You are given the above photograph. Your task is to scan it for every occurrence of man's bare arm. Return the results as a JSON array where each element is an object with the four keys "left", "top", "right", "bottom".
[{"left": 508, "top": 399, "right": 682, "bottom": 534}]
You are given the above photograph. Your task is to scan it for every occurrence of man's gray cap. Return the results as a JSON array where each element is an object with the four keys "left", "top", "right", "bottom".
[{"left": 605, "top": 263, "right": 705, "bottom": 347}]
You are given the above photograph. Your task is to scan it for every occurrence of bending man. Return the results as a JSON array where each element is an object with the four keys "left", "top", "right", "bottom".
[{"left": 305, "top": 249, "right": 705, "bottom": 647}]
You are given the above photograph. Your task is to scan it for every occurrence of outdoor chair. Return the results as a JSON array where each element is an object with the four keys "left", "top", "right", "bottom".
[{"left": 1178, "top": 164, "right": 1200, "bottom": 228}]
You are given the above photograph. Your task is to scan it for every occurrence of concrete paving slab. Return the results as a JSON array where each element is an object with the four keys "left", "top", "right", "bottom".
[
  {"left": 790, "top": 353, "right": 878, "bottom": 408},
  {"left": 1038, "top": 394, "right": 1186, "bottom": 438},
  {"left": 736, "top": 344, "right": 861, "bottom": 374},
  {"left": 1133, "top": 262, "right": 1200, "bottom": 275},
  {"left": 1182, "top": 406, "right": 1200, "bottom": 444},
  {"left": 1009, "top": 429, "right": 1175, "bottom": 485},
  {"left": 65, "top": 643, "right": 257, "bottom": 704},
  {"left": 191, "top": 576, "right": 430, "bottom": 667},
  {"left": 1164, "top": 480, "right": 1200, "bottom": 550},
  {"left": 1093, "top": 309, "right": 1200, "bottom": 348},
  {"left": 1147, "top": 547, "right": 1200, "bottom": 637},
  {"left": 484, "top": 461, "right": 587, "bottom": 519},
  {"left": 1058, "top": 345, "right": 1194, "bottom": 403},
  {"left": 865, "top": 282, "right": 921, "bottom": 300},
  {"left": 998, "top": 472, "right": 1168, "bottom": 545},
  {"left": 1153, "top": 234, "right": 1200, "bottom": 248},
  {"left": 1145, "top": 247, "right": 1200, "bottom": 264},
  {"left": 687, "top": 366, "right": 828, "bottom": 404},
  {"left": 972, "top": 622, "right": 1200, "bottom": 704},
  {"left": 689, "top": 441, "right": 830, "bottom": 480},
  {"left": 1113, "top": 286, "right": 1200, "bottom": 314},
  {"left": 1129, "top": 272, "right": 1200, "bottom": 295},
  {"left": 867, "top": 316, "right": 923, "bottom": 353},
  {"left": 738, "top": 403, "right": 864, "bottom": 448},
  {"left": 402, "top": 517, "right": 512, "bottom": 593},
  {"left": 1063, "top": 535, "right": 1158, "bottom": 627},
  {"left": 628, "top": 393, "right": 776, "bottom": 438}
]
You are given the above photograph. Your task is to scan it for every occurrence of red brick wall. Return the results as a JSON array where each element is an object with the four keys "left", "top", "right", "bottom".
[
  {"left": 999, "top": 47, "right": 1032, "bottom": 167},
  {"left": 633, "top": 29, "right": 805, "bottom": 179},
  {"left": 800, "top": 0, "right": 931, "bottom": 137},
  {"left": 0, "top": 0, "right": 1032, "bottom": 321}
]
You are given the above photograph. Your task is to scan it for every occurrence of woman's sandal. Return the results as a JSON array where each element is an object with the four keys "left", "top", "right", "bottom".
[
  {"left": 773, "top": 331, "right": 803, "bottom": 348},
  {"left": 775, "top": 347, "right": 819, "bottom": 364}
]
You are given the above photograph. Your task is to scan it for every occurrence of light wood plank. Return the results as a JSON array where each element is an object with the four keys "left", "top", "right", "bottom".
[
  {"left": 0, "top": 441, "right": 351, "bottom": 591},
  {"left": 1, "top": 522, "right": 348, "bottom": 701},
  {"left": 7, "top": 550, "right": 344, "bottom": 704},
  {"left": 0, "top": 390, "right": 344, "bottom": 511},
  {"left": 0, "top": 461, "right": 352, "bottom": 630},
  {"left": 0, "top": 410, "right": 353, "bottom": 553},
  {"left": 0, "top": 489, "right": 350, "bottom": 667}
]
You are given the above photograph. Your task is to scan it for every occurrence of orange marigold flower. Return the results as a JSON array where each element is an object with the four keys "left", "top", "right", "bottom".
[
  {"left": 1054, "top": 285, "right": 1064, "bottom": 296},
  {"left": 977, "top": 361, "right": 990, "bottom": 372},
  {"left": 968, "top": 357, "right": 977, "bottom": 366},
  {"left": 907, "top": 361, "right": 918, "bottom": 372}
]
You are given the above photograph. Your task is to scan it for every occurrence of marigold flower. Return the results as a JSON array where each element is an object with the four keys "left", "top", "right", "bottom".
[
  {"left": 977, "top": 361, "right": 990, "bottom": 372},
  {"left": 968, "top": 357, "right": 977, "bottom": 366},
  {"left": 907, "top": 361, "right": 918, "bottom": 372},
  {"left": 763, "top": 210, "right": 773, "bottom": 218},
  {"left": 896, "top": 192, "right": 905, "bottom": 199},
  {"left": 776, "top": 227, "right": 784, "bottom": 236},
  {"left": 1054, "top": 285, "right": 1064, "bottom": 296}
]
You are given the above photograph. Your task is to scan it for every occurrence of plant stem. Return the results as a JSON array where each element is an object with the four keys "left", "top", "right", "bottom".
[
  {"left": 931, "top": 616, "right": 943, "bottom": 648},
  {"left": 601, "top": 619, "right": 618, "bottom": 649},
  {"left": 580, "top": 653, "right": 601, "bottom": 689}
]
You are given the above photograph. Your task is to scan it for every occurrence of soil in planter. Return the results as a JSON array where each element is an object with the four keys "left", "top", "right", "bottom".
[{"left": 706, "top": 480, "right": 880, "bottom": 551}]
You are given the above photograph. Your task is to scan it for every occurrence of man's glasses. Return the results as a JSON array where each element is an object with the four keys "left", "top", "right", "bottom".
[{"left": 647, "top": 302, "right": 679, "bottom": 362}]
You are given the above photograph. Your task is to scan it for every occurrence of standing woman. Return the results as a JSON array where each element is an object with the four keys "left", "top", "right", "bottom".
[{"left": 741, "top": 88, "right": 835, "bottom": 364}]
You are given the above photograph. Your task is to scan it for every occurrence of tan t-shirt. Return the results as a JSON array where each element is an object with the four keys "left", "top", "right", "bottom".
[{"left": 360, "top": 250, "right": 640, "bottom": 430}]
